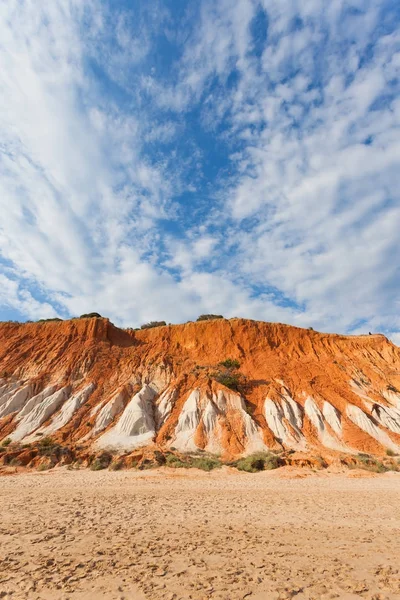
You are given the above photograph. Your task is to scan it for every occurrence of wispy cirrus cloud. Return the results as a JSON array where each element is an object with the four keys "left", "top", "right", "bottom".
[{"left": 0, "top": 0, "right": 400, "bottom": 342}]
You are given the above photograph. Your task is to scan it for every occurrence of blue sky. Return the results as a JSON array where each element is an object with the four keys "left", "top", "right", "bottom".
[{"left": 1, "top": 0, "right": 400, "bottom": 341}]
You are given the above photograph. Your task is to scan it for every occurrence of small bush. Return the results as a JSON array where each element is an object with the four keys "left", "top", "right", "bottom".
[
  {"left": 37, "top": 318, "right": 63, "bottom": 322},
  {"left": 165, "top": 453, "right": 221, "bottom": 471},
  {"left": 357, "top": 453, "right": 371, "bottom": 460},
  {"left": 9, "top": 458, "right": 22, "bottom": 467},
  {"left": 140, "top": 321, "right": 167, "bottom": 329},
  {"left": 219, "top": 358, "right": 240, "bottom": 370},
  {"left": 37, "top": 437, "right": 59, "bottom": 456},
  {"left": 191, "top": 457, "right": 222, "bottom": 471},
  {"left": 109, "top": 460, "right": 123, "bottom": 471},
  {"left": 236, "top": 452, "right": 281, "bottom": 473},
  {"left": 369, "top": 462, "right": 388, "bottom": 473},
  {"left": 139, "top": 459, "right": 159, "bottom": 470},
  {"left": 262, "top": 454, "right": 282, "bottom": 470},
  {"left": 1, "top": 438, "right": 12, "bottom": 447},
  {"left": 213, "top": 372, "right": 243, "bottom": 391},
  {"left": 212, "top": 356, "right": 245, "bottom": 391},
  {"left": 90, "top": 459, "right": 106, "bottom": 471},
  {"left": 315, "top": 455, "right": 328, "bottom": 469},
  {"left": 386, "top": 449, "right": 396, "bottom": 457},
  {"left": 165, "top": 454, "right": 189, "bottom": 468},
  {"left": 244, "top": 403, "right": 255, "bottom": 416},
  {"left": 68, "top": 460, "right": 82, "bottom": 470},
  {"left": 38, "top": 436, "right": 55, "bottom": 448},
  {"left": 37, "top": 462, "right": 51, "bottom": 471},
  {"left": 196, "top": 314, "right": 224, "bottom": 321},
  {"left": 90, "top": 452, "right": 112, "bottom": 471},
  {"left": 385, "top": 463, "right": 399, "bottom": 472},
  {"left": 153, "top": 450, "right": 166, "bottom": 465},
  {"left": 355, "top": 455, "right": 388, "bottom": 473},
  {"left": 79, "top": 312, "right": 102, "bottom": 319}
]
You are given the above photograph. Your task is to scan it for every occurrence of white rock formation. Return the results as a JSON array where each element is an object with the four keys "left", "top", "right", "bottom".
[
  {"left": 171, "top": 388, "right": 267, "bottom": 455},
  {"left": 382, "top": 388, "right": 400, "bottom": 409},
  {"left": 10, "top": 386, "right": 70, "bottom": 442},
  {"left": 348, "top": 383, "right": 400, "bottom": 437},
  {"left": 201, "top": 400, "right": 223, "bottom": 454},
  {"left": 264, "top": 396, "right": 306, "bottom": 449},
  {"left": 264, "top": 399, "right": 288, "bottom": 443},
  {"left": 322, "top": 401, "right": 342, "bottom": 436},
  {"left": 172, "top": 389, "right": 201, "bottom": 452},
  {"left": 33, "top": 383, "right": 95, "bottom": 438},
  {"left": 0, "top": 381, "right": 24, "bottom": 409},
  {"left": 16, "top": 385, "right": 57, "bottom": 420},
  {"left": 349, "top": 379, "right": 374, "bottom": 403},
  {"left": 91, "top": 390, "right": 126, "bottom": 437},
  {"left": 0, "top": 384, "right": 33, "bottom": 418},
  {"left": 304, "top": 396, "right": 346, "bottom": 451},
  {"left": 89, "top": 401, "right": 104, "bottom": 417},
  {"left": 0, "top": 380, "right": 18, "bottom": 393},
  {"left": 146, "top": 364, "right": 173, "bottom": 394},
  {"left": 154, "top": 388, "right": 175, "bottom": 429},
  {"left": 370, "top": 403, "right": 400, "bottom": 435},
  {"left": 212, "top": 390, "right": 266, "bottom": 455},
  {"left": 346, "top": 404, "right": 399, "bottom": 452},
  {"left": 0, "top": 381, "right": 17, "bottom": 396},
  {"left": 96, "top": 384, "right": 157, "bottom": 449},
  {"left": 282, "top": 395, "right": 303, "bottom": 431}
]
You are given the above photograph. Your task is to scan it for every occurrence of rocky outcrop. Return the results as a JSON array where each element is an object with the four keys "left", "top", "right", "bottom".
[{"left": 0, "top": 317, "right": 400, "bottom": 458}]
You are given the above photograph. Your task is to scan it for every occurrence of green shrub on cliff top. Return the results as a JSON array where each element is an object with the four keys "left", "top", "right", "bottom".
[
  {"left": 140, "top": 321, "right": 167, "bottom": 329},
  {"left": 196, "top": 314, "right": 224, "bottom": 321}
]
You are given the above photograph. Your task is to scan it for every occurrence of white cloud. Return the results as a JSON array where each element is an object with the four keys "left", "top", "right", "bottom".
[
  {"left": 0, "top": 0, "right": 189, "bottom": 324},
  {"left": 0, "top": 274, "right": 57, "bottom": 320},
  {"left": 0, "top": 0, "right": 399, "bottom": 339},
  {"left": 390, "top": 332, "right": 400, "bottom": 347},
  {"left": 171, "top": 0, "right": 400, "bottom": 334}
]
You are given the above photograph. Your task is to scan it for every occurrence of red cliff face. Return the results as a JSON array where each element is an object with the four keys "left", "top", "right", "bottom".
[{"left": 1, "top": 317, "right": 400, "bottom": 458}]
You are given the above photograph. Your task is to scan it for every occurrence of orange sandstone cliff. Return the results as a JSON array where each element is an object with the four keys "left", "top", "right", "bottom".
[{"left": 0, "top": 317, "right": 400, "bottom": 459}]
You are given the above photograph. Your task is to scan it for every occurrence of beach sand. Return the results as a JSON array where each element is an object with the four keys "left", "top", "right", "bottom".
[{"left": 0, "top": 466, "right": 399, "bottom": 600}]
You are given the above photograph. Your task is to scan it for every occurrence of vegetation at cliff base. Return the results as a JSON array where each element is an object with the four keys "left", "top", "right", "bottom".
[
  {"left": 235, "top": 452, "right": 282, "bottom": 472},
  {"left": 165, "top": 453, "right": 222, "bottom": 471}
]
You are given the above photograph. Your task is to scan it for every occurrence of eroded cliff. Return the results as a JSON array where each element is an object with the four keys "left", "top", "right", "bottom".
[{"left": 1, "top": 317, "right": 400, "bottom": 459}]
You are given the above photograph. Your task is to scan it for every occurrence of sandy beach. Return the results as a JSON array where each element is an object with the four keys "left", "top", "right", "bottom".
[{"left": 0, "top": 467, "right": 399, "bottom": 600}]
